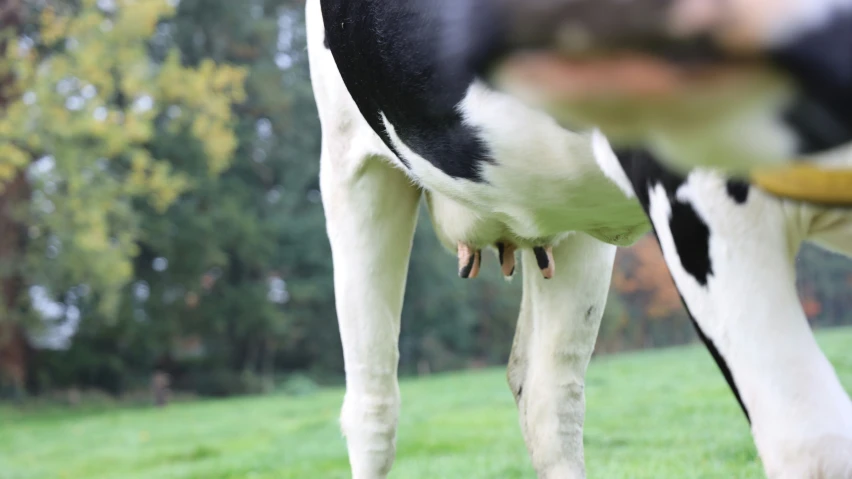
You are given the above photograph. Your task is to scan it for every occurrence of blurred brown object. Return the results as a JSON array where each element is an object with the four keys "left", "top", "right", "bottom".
[
  {"left": 66, "top": 387, "right": 81, "bottom": 406},
  {"left": 184, "top": 291, "right": 199, "bottom": 309},
  {"left": 497, "top": 0, "right": 673, "bottom": 53},
  {"left": 612, "top": 235, "right": 684, "bottom": 320},
  {"left": 496, "top": 0, "right": 791, "bottom": 55},
  {"left": 0, "top": 0, "right": 27, "bottom": 399},
  {"left": 0, "top": 320, "right": 28, "bottom": 395},
  {"left": 151, "top": 371, "right": 171, "bottom": 407}
]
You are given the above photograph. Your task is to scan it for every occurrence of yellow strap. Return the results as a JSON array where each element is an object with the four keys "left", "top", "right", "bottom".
[{"left": 751, "top": 165, "right": 852, "bottom": 206}]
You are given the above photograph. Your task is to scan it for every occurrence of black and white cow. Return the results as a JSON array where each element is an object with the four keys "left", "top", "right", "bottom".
[
  {"left": 305, "top": 1, "right": 852, "bottom": 478},
  {"left": 482, "top": 0, "right": 852, "bottom": 180}
]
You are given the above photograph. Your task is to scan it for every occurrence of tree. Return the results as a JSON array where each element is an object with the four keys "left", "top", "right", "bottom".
[
  {"left": 796, "top": 244, "right": 852, "bottom": 328},
  {"left": 0, "top": 0, "right": 245, "bottom": 394},
  {"left": 607, "top": 235, "right": 694, "bottom": 350},
  {"left": 28, "top": 0, "right": 330, "bottom": 395},
  {"left": 19, "top": 0, "right": 850, "bottom": 400},
  {"left": 0, "top": 0, "right": 27, "bottom": 397},
  {"left": 46, "top": 0, "right": 526, "bottom": 393}
]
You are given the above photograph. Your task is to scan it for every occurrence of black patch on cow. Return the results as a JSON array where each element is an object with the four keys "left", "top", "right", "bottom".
[
  {"left": 615, "top": 148, "right": 750, "bottom": 423},
  {"left": 770, "top": 9, "right": 852, "bottom": 154},
  {"left": 613, "top": 149, "right": 680, "bottom": 208},
  {"left": 320, "top": 0, "right": 499, "bottom": 181},
  {"left": 725, "top": 180, "right": 749, "bottom": 204},
  {"left": 668, "top": 201, "right": 713, "bottom": 286},
  {"left": 585, "top": 306, "right": 595, "bottom": 321},
  {"left": 517, "top": 384, "right": 523, "bottom": 399},
  {"left": 533, "top": 246, "right": 550, "bottom": 270},
  {"left": 614, "top": 149, "right": 713, "bottom": 286}
]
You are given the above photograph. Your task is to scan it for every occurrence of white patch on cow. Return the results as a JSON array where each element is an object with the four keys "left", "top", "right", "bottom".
[
  {"left": 423, "top": 191, "right": 506, "bottom": 251},
  {"left": 649, "top": 174, "right": 852, "bottom": 478},
  {"left": 590, "top": 128, "right": 635, "bottom": 198},
  {"left": 378, "top": 81, "right": 649, "bottom": 246}
]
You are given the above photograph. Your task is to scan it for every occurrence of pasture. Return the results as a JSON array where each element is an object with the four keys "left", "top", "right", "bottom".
[{"left": 2, "top": 327, "right": 850, "bottom": 479}]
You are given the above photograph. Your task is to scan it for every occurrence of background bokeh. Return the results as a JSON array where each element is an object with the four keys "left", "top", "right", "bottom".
[{"left": 1, "top": 0, "right": 850, "bottom": 406}]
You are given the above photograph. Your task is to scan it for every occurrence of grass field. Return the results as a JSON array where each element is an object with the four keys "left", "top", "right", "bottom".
[{"left": 2, "top": 328, "right": 850, "bottom": 479}]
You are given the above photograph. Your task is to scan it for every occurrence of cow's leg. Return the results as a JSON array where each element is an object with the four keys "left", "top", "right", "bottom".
[
  {"left": 508, "top": 233, "right": 616, "bottom": 479},
  {"left": 625, "top": 157, "right": 852, "bottom": 478},
  {"left": 308, "top": 0, "right": 421, "bottom": 475},
  {"left": 321, "top": 151, "right": 420, "bottom": 478}
]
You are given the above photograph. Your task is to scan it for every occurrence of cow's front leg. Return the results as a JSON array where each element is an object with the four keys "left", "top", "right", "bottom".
[
  {"left": 636, "top": 167, "right": 852, "bottom": 479},
  {"left": 509, "top": 234, "right": 616, "bottom": 479},
  {"left": 321, "top": 150, "right": 420, "bottom": 479}
]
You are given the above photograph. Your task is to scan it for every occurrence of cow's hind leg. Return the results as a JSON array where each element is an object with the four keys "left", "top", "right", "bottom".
[
  {"left": 321, "top": 149, "right": 420, "bottom": 478},
  {"left": 621, "top": 152, "right": 852, "bottom": 478},
  {"left": 508, "top": 233, "right": 616, "bottom": 479}
]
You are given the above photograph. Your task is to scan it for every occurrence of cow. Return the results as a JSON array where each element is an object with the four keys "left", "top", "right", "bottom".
[
  {"left": 305, "top": 1, "right": 852, "bottom": 478},
  {"left": 478, "top": 0, "right": 852, "bottom": 184}
]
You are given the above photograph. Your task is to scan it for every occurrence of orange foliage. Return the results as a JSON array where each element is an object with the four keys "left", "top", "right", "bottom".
[
  {"left": 612, "top": 235, "right": 684, "bottom": 319},
  {"left": 800, "top": 295, "right": 822, "bottom": 318}
]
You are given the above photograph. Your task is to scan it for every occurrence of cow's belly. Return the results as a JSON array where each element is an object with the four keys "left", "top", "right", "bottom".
[
  {"left": 310, "top": 0, "right": 647, "bottom": 250},
  {"left": 382, "top": 82, "right": 650, "bottom": 249}
]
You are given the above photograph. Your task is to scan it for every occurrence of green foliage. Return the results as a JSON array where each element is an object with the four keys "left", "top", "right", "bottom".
[
  {"left": 280, "top": 373, "right": 319, "bottom": 397},
  {"left": 3, "top": 328, "right": 851, "bottom": 478},
  {"left": 1, "top": 0, "right": 245, "bottom": 323},
  {"left": 10, "top": 0, "right": 852, "bottom": 401},
  {"left": 797, "top": 244, "right": 852, "bottom": 327},
  {"left": 29, "top": 0, "right": 525, "bottom": 395},
  {"left": 129, "top": 0, "right": 327, "bottom": 380}
]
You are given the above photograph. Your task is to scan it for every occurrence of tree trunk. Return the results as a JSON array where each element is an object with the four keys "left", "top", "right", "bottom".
[
  {"left": 0, "top": 320, "right": 28, "bottom": 397},
  {"left": 0, "top": 173, "right": 29, "bottom": 397},
  {"left": 0, "top": 0, "right": 29, "bottom": 397}
]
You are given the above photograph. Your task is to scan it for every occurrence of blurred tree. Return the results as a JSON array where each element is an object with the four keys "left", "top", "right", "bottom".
[
  {"left": 45, "top": 0, "right": 526, "bottom": 393},
  {"left": 797, "top": 245, "right": 852, "bottom": 328},
  {"left": 609, "top": 235, "right": 694, "bottom": 350},
  {"left": 42, "top": 0, "right": 334, "bottom": 395},
  {"left": 0, "top": 0, "right": 245, "bottom": 395},
  {"left": 16, "top": 0, "right": 852, "bottom": 400},
  {"left": 0, "top": 0, "right": 26, "bottom": 397},
  {"left": 123, "top": 0, "right": 521, "bottom": 391},
  {"left": 613, "top": 236, "right": 683, "bottom": 320}
]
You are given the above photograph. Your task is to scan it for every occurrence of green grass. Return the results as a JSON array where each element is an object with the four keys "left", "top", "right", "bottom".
[{"left": 2, "top": 328, "right": 851, "bottom": 479}]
